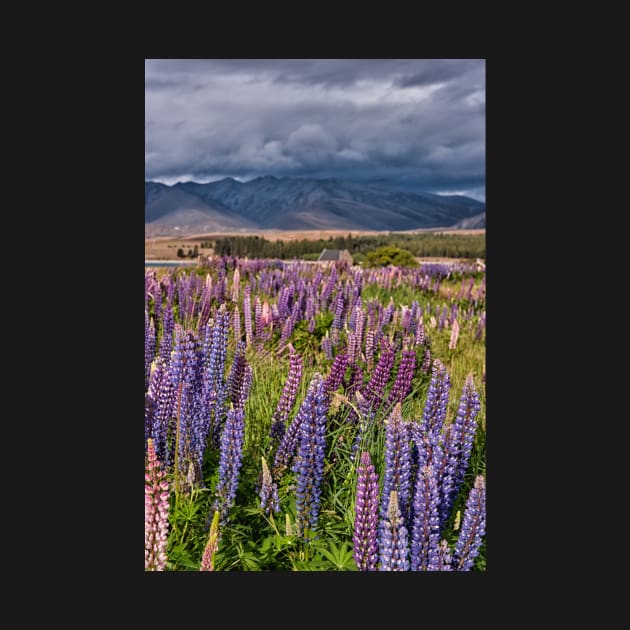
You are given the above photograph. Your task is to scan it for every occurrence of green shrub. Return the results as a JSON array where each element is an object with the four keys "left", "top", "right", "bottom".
[{"left": 364, "top": 246, "right": 418, "bottom": 268}]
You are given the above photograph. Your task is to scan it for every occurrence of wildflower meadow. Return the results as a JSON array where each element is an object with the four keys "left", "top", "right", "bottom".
[{"left": 145, "top": 257, "right": 486, "bottom": 571}]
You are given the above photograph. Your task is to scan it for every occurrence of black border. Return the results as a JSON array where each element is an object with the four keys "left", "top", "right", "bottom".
[{"left": 60, "top": 50, "right": 560, "bottom": 613}]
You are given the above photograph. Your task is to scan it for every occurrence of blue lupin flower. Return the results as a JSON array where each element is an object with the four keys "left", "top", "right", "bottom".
[
  {"left": 209, "top": 321, "right": 231, "bottom": 448},
  {"left": 379, "top": 491, "right": 410, "bottom": 571},
  {"left": 259, "top": 456, "right": 280, "bottom": 515},
  {"left": 169, "top": 325, "right": 200, "bottom": 479},
  {"left": 292, "top": 373, "right": 328, "bottom": 539},
  {"left": 213, "top": 406, "right": 246, "bottom": 525},
  {"left": 387, "top": 347, "right": 417, "bottom": 406},
  {"left": 158, "top": 304, "right": 174, "bottom": 364},
  {"left": 363, "top": 339, "right": 395, "bottom": 410},
  {"left": 321, "top": 334, "right": 333, "bottom": 360},
  {"left": 145, "top": 312, "right": 156, "bottom": 392},
  {"left": 331, "top": 290, "right": 345, "bottom": 331},
  {"left": 243, "top": 285, "right": 253, "bottom": 346},
  {"left": 453, "top": 374, "right": 482, "bottom": 500},
  {"left": 429, "top": 539, "right": 453, "bottom": 571},
  {"left": 254, "top": 295, "right": 263, "bottom": 341},
  {"left": 364, "top": 329, "right": 376, "bottom": 372},
  {"left": 410, "top": 464, "right": 441, "bottom": 571},
  {"left": 147, "top": 357, "right": 176, "bottom": 466},
  {"left": 419, "top": 359, "right": 451, "bottom": 435},
  {"left": 235, "top": 364, "right": 253, "bottom": 411},
  {"left": 273, "top": 373, "right": 321, "bottom": 476},
  {"left": 322, "top": 352, "right": 348, "bottom": 400},
  {"left": 270, "top": 345, "right": 303, "bottom": 441},
  {"left": 379, "top": 404, "right": 412, "bottom": 528},
  {"left": 211, "top": 341, "right": 246, "bottom": 446},
  {"left": 453, "top": 475, "right": 486, "bottom": 571},
  {"left": 353, "top": 452, "right": 379, "bottom": 571},
  {"left": 439, "top": 374, "right": 481, "bottom": 529}
]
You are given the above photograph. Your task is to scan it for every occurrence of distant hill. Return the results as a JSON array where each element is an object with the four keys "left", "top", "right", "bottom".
[
  {"left": 451, "top": 211, "right": 486, "bottom": 229},
  {"left": 145, "top": 176, "right": 485, "bottom": 236}
]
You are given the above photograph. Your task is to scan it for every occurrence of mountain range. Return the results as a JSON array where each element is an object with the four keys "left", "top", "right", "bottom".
[{"left": 145, "top": 176, "right": 485, "bottom": 236}]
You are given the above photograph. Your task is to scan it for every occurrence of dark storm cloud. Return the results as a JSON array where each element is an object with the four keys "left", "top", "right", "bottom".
[
  {"left": 395, "top": 59, "right": 482, "bottom": 88},
  {"left": 145, "top": 59, "right": 485, "bottom": 199}
]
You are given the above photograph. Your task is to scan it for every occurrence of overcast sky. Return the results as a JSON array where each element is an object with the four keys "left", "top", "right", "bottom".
[{"left": 145, "top": 59, "right": 485, "bottom": 200}]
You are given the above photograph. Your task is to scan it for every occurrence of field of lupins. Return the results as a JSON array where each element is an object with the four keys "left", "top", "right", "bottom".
[{"left": 145, "top": 257, "right": 486, "bottom": 571}]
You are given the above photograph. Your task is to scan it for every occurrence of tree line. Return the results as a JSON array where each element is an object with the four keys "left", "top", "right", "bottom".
[{"left": 208, "top": 232, "right": 485, "bottom": 260}]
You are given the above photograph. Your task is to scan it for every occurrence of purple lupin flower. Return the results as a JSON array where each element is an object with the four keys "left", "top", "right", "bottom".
[
  {"left": 346, "top": 363, "right": 364, "bottom": 398},
  {"left": 213, "top": 406, "right": 246, "bottom": 525},
  {"left": 273, "top": 372, "right": 322, "bottom": 476},
  {"left": 292, "top": 373, "right": 328, "bottom": 539},
  {"left": 400, "top": 305, "right": 411, "bottom": 333},
  {"left": 429, "top": 539, "right": 453, "bottom": 571},
  {"left": 145, "top": 439, "right": 170, "bottom": 571},
  {"left": 234, "top": 364, "right": 253, "bottom": 411},
  {"left": 387, "top": 347, "right": 417, "bottom": 406},
  {"left": 254, "top": 296, "right": 263, "bottom": 341},
  {"left": 383, "top": 297, "right": 395, "bottom": 327},
  {"left": 304, "top": 293, "right": 315, "bottom": 321},
  {"left": 259, "top": 456, "right": 280, "bottom": 515},
  {"left": 437, "top": 305, "right": 448, "bottom": 332},
  {"left": 321, "top": 333, "right": 333, "bottom": 360},
  {"left": 145, "top": 312, "right": 156, "bottom": 392},
  {"left": 364, "top": 328, "right": 376, "bottom": 372},
  {"left": 415, "top": 316, "right": 425, "bottom": 347},
  {"left": 226, "top": 341, "right": 248, "bottom": 410},
  {"left": 203, "top": 307, "right": 229, "bottom": 442},
  {"left": 214, "top": 267, "right": 226, "bottom": 302},
  {"left": 419, "top": 359, "right": 451, "bottom": 436},
  {"left": 197, "top": 282, "right": 212, "bottom": 329},
  {"left": 169, "top": 326, "right": 200, "bottom": 480},
  {"left": 323, "top": 352, "right": 348, "bottom": 399},
  {"left": 410, "top": 464, "right": 441, "bottom": 571},
  {"left": 347, "top": 331, "right": 359, "bottom": 365},
  {"left": 164, "top": 272, "right": 175, "bottom": 306},
  {"left": 379, "top": 491, "right": 410, "bottom": 571},
  {"left": 439, "top": 374, "right": 481, "bottom": 528},
  {"left": 152, "top": 273, "right": 163, "bottom": 324},
  {"left": 331, "top": 290, "right": 345, "bottom": 332},
  {"left": 158, "top": 303, "right": 174, "bottom": 364},
  {"left": 279, "top": 311, "right": 296, "bottom": 347},
  {"left": 233, "top": 304, "right": 241, "bottom": 342},
  {"left": 379, "top": 404, "right": 412, "bottom": 526},
  {"left": 453, "top": 475, "right": 486, "bottom": 571},
  {"left": 453, "top": 374, "right": 481, "bottom": 506},
  {"left": 243, "top": 285, "right": 253, "bottom": 346},
  {"left": 363, "top": 339, "right": 395, "bottom": 409},
  {"left": 450, "top": 302, "right": 458, "bottom": 323},
  {"left": 270, "top": 345, "right": 303, "bottom": 441},
  {"left": 465, "top": 276, "right": 475, "bottom": 301},
  {"left": 353, "top": 452, "right": 379, "bottom": 571},
  {"left": 320, "top": 264, "right": 337, "bottom": 307},
  {"left": 147, "top": 357, "right": 176, "bottom": 465}
]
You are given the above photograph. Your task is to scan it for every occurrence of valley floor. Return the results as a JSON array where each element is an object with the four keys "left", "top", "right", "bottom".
[{"left": 144, "top": 229, "right": 485, "bottom": 260}]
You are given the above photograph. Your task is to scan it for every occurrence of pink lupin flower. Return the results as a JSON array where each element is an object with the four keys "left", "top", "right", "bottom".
[
  {"left": 145, "top": 438, "right": 170, "bottom": 571},
  {"left": 448, "top": 318, "right": 460, "bottom": 350},
  {"left": 261, "top": 300, "right": 272, "bottom": 327},
  {"left": 231, "top": 268, "right": 240, "bottom": 303}
]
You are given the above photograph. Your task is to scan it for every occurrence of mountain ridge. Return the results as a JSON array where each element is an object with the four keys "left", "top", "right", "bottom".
[{"left": 145, "top": 176, "right": 485, "bottom": 236}]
